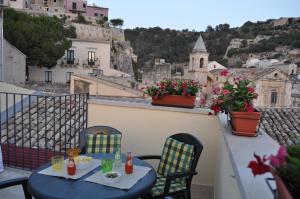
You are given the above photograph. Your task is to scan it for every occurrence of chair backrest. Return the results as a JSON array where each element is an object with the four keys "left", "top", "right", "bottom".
[
  {"left": 79, "top": 126, "right": 122, "bottom": 154},
  {"left": 169, "top": 133, "right": 203, "bottom": 182}
]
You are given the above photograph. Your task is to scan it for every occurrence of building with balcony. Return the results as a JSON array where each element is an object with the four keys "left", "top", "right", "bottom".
[{"left": 28, "top": 38, "right": 129, "bottom": 84}]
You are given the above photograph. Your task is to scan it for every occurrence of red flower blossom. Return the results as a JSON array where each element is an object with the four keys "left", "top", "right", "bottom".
[
  {"left": 248, "top": 153, "right": 271, "bottom": 176},
  {"left": 210, "top": 104, "right": 220, "bottom": 114},
  {"left": 247, "top": 87, "right": 255, "bottom": 93},
  {"left": 223, "top": 89, "right": 230, "bottom": 95},
  {"left": 244, "top": 102, "right": 254, "bottom": 112},
  {"left": 220, "top": 69, "right": 229, "bottom": 77}
]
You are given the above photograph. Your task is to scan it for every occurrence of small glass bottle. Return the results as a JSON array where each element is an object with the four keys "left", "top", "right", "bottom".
[
  {"left": 114, "top": 148, "right": 122, "bottom": 168},
  {"left": 125, "top": 152, "right": 133, "bottom": 174},
  {"left": 67, "top": 155, "right": 76, "bottom": 176}
]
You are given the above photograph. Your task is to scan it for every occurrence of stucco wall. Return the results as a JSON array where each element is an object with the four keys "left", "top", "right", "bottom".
[
  {"left": 70, "top": 75, "right": 140, "bottom": 97},
  {"left": 87, "top": 100, "right": 220, "bottom": 186},
  {"left": 3, "top": 39, "right": 26, "bottom": 84},
  {"left": 9, "top": 0, "right": 26, "bottom": 9},
  {"left": 214, "top": 130, "right": 241, "bottom": 199}
]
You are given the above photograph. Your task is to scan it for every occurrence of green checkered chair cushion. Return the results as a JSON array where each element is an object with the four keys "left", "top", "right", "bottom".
[
  {"left": 151, "top": 174, "right": 186, "bottom": 196},
  {"left": 157, "top": 137, "right": 194, "bottom": 177},
  {"left": 86, "top": 134, "right": 121, "bottom": 153}
]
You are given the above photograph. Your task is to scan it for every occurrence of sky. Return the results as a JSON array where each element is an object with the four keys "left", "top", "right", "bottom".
[{"left": 88, "top": 0, "right": 300, "bottom": 31}]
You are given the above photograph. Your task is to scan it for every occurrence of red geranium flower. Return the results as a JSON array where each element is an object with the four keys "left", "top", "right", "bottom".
[
  {"left": 220, "top": 69, "right": 229, "bottom": 77},
  {"left": 247, "top": 87, "right": 255, "bottom": 93},
  {"left": 248, "top": 153, "right": 271, "bottom": 176}
]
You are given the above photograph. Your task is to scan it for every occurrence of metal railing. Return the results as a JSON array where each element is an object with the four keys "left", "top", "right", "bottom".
[{"left": 0, "top": 92, "right": 89, "bottom": 170}]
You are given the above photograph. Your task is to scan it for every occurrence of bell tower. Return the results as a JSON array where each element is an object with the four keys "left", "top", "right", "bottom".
[{"left": 188, "top": 34, "right": 209, "bottom": 85}]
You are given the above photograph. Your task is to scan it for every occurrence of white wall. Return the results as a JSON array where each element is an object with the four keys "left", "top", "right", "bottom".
[
  {"left": 208, "top": 61, "right": 226, "bottom": 72},
  {"left": 214, "top": 130, "right": 241, "bottom": 199},
  {"left": 3, "top": 39, "right": 26, "bottom": 84},
  {"left": 9, "top": 0, "right": 26, "bottom": 9}
]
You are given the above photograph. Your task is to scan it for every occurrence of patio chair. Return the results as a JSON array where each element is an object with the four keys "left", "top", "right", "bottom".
[
  {"left": 79, "top": 126, "right": 122, "bottom": 154},
  {"left": 0, "top": 177, "right": 31, "bottom": 199},
  {"left": 138, "top": 133, "right": 203, "bottom": 199}
]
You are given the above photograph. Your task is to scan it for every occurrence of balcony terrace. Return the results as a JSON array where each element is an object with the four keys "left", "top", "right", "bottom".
[{"left": 0, "top": 92, "right": 284, "bottom": 199}]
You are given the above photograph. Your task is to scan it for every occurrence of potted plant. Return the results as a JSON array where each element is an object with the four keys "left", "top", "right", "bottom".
[
  {"left": 248, "top": 145, "right": 300, "bottom": 199},
  {"left": 143, "top": 79, "right": 201, "bottom": 108},
  {"left": 210, "top": 70, "right": 260, "bottom": 136}
]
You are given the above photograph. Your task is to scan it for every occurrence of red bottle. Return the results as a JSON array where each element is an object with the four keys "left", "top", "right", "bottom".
[
  {"left": 125, "top": 152, "right": 133, "bottom": 174},
  {"left": 67, "top": 157, "right": 76, "bottom": 176}
]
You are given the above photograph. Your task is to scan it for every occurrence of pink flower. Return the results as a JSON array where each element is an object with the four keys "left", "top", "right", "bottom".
[
  {"left": 220, "top": 69, "right": 229, "bottom": 77},
  {"left": 213, "top": 87, "right": 221, "bottom": 95},
  {"left": 218, "top": 99, "right": 224, "bottom": 104},
  {"left": 269, "top": 146, "right": 288, "bottom": 168},
  {"left": 200, "top": 98, "right": 206, "bottom": 106},
  {"left": 223, "top": 89, "right": 230, "bottom": 95},
  {"left": 248, "top": 87, "right": 255, "bottom": 93}
]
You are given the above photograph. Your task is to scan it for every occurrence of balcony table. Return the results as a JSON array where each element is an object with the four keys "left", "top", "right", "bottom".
[{"left": 28, "top": 153, "right": 156, "bottom": 199}]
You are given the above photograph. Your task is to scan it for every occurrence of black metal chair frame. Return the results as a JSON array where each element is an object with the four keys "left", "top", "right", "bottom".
[
  {"left": 138, "top": 133, "right": 203, "bottom": 199},
  {"left": 0, "top": 177, "right": 31, "bottom": 199},
  {"left": 79, "top": 125, "right": 122, "bottom": 154}
]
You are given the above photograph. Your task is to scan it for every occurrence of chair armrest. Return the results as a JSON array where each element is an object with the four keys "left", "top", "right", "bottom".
[
  {"left": 137, "top": 155, "right": 161, "bottom": 160},
  {"left": 0, "top": 177, "right": 28, "bottom": 189},
  {"left": 164, "top": 171, "right": 198, "bottom": 194}
]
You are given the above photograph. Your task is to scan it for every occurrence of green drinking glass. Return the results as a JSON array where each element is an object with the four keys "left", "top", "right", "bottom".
[{"left": 101, "top": 158, "right": 113, "bottom": 173}]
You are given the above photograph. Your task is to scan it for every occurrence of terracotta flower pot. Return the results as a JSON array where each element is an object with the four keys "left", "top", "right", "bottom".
[
  {"left": 273, "top": 174, "right": 293, "bottom": 199},
  {"left": 151, "top": 95, "right": 196, "bottom": 108},
  {"left": 230, "top": 111, "right": 261, "bottom": 137}
]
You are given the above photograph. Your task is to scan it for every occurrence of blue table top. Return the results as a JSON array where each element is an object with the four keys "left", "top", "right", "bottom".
[{"left": 28, "top": 153, "right": 157, "bottom": 199}]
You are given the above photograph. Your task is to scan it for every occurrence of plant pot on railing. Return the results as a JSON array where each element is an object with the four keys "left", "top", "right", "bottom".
[
  {"left": 151, "top": 95, "right": 196, "bottom": 108},
  {"left": 230, "top": 111, "right": 261, "bottom": 137}
]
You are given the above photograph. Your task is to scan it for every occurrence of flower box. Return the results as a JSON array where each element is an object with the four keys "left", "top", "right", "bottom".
[
  {"left": 151, "top": 95, "right": 196, "bottom": 108},
  {"left": 230, "top": 111, "right": 261, "bottom": 137}
]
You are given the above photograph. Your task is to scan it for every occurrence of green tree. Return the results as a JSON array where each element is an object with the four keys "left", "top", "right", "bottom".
[
  {"left": 110, "top": 18, "right": 124, "bottom": 27},
  {"left": 64, "top": 25, "right": 77, "bottom": 38},
  {"left": 206, "top": 25, "right": 214, "bottom": 32},
  {"left": 4, "top": 8, "right": 71, "bottom": 68}
]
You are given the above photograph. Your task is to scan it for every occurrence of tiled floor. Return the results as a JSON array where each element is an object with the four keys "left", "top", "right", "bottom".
[{"left": 0, "top": 167, "right": 213, "bottom": 199}]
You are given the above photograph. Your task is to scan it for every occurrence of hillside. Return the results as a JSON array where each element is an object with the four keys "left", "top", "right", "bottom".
[{"left": 125, "top": 17, "right": 300, "bottom": 70}]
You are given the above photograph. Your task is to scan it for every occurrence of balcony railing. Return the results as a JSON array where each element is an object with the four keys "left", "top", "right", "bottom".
[{"left": 0, "top": 92, "right": 89, "bottom": 170}]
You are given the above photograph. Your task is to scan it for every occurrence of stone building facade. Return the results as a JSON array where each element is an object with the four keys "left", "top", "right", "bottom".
[
  {"left": 28, "top": 39, "right": 129, "bottom": 83},
  {"left": 142, "top": 63, "right": 172, "bottom": 84}
]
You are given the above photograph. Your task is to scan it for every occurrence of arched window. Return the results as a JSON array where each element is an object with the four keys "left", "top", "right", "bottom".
[
  {"left": 291, "top": 70, "right": 294, "bottom": 75},
  {"left": 200, "top": 58, "right": 204, "bottom": 68}
]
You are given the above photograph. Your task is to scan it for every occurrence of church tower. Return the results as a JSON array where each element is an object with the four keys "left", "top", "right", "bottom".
[{"left": 188, "top": 34, "right": 209, "bottom": 85}]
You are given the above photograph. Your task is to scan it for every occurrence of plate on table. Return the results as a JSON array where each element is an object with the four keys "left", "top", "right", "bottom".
[{"left": 74, "top": 156, "right": 93, "bottom": 170}]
